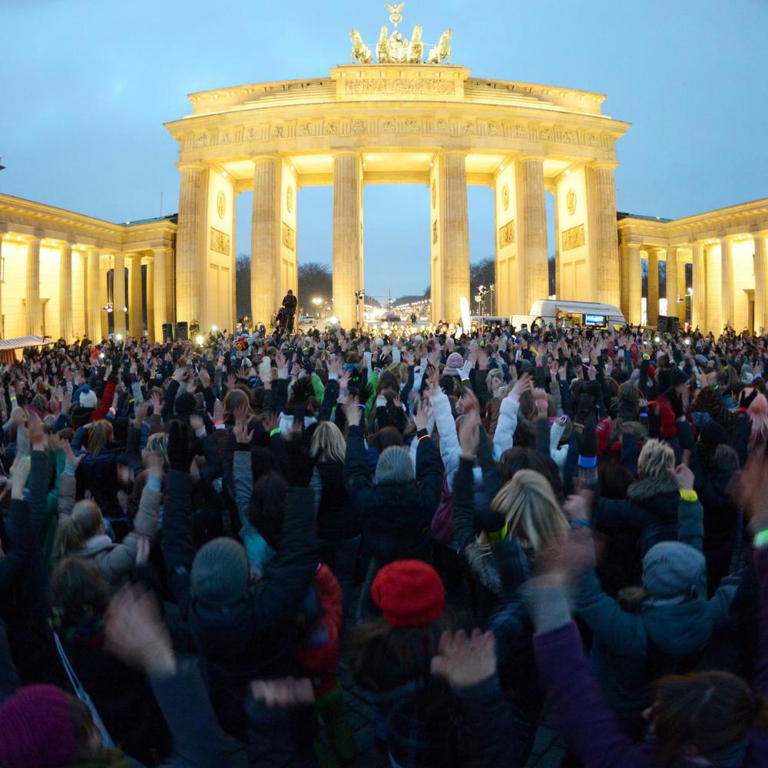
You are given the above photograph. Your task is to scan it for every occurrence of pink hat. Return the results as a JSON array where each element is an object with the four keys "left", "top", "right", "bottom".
[
  {"left": 444, "top": 352, "right": 464, "bottom": 373},
  {"left": 0, "top": 685, "right": 78, "bottom": 768}
]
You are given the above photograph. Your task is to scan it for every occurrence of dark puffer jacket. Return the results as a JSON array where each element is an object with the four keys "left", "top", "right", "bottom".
[
  {"left": 162, "top": 469, "right": 318, "bottom": 739},
  {"left": 344, "top": 425, "right": 443, "bottom": 565},
  {"left": 594, "top": 474, "right": 681, "bottom": 555}
]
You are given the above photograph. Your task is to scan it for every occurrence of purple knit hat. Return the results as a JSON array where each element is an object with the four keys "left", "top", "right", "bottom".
[{"left": 0, "top": 685, "right": 78, "bottom": 768}]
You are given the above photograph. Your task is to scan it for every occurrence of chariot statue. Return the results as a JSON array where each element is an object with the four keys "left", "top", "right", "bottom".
[{"left": 349, "top": 4, "right": 453, "bottom": 66}]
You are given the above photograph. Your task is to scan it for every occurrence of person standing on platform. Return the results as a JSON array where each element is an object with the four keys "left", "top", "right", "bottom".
[{"left": 282, "top": 289, "right": 298, "bottom": 333}]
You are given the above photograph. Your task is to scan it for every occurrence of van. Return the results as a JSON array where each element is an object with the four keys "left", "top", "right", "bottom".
[{"left": 511, "top": 300, "right": 627, "bottom": 331}]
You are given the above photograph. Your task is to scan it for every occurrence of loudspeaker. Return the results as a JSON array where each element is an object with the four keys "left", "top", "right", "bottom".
[
  {"left": 657, "top": 315, "right": 668, "bottom": 333},
  {"left": 162, "top": 323, "right": 174, "bottom": 342},
  {"left": 667, "top": 316, "right": 680, "bottom": 333},
  {"left": 175, "top": 321, "right": 188, "bottom": 341}
]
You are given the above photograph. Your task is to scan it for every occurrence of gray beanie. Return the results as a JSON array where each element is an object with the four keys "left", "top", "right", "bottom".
[
  {"left": 643, "top": 541, "right": 704, "bottom": 598},
  {"left": 191, "top": 537, "right": 249, "bottom": 607},
  {"left": 79, "top": 388, "right": 98, "bottom": 409},
  {"left": 375, "top": 446, "right": 414, "bottom": 485}
]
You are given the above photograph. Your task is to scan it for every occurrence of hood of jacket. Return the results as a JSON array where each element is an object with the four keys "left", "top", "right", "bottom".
[
  {"left": 627, "top": 475, "right": 679, "bottom": 506},
  {"left": 76, "top": 535, "right": 116, "bottom": 558},
  {"left": 641, "top": 598, "right": 712, "bottom": 656}
]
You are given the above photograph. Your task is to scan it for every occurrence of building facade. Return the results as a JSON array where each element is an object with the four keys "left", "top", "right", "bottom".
[
  {"left": 165, "top": 63, "right": 629, "bottom": 329},
  {"left": 618, "top": 199, "right": 768, "bottom": 334},
  {"left": 0, "top": 194, "right": 176, "bottom": 342}
]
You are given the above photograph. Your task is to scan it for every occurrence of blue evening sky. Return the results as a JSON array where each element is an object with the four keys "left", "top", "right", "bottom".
[{"left": 1, "top": 0, "right": 766, "bottom": 301}]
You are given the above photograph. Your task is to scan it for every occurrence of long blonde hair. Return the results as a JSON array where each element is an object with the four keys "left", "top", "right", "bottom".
[
  {"left": 491, "top": 469, "right": 569, "bottom": 557},
  {"left": 53, "top": 500, "right": 104, "bottom": 561},
  {"left": 87, "top": 420, "right": 113, "bottom": 456},
  {"left": 637, "top": 439, "right": 675, "bottom": 479},
  {"left": 310, "top": 421, "right": 346, "bottom": 464}
]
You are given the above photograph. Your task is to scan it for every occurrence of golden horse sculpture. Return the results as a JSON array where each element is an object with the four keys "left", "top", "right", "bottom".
[
  {"left": 407, "top": 24, "right": 423, "bottom": 64},
  {"left": 426, "top": 29, "right": 452, "bottom": 64},
  {"left": 350, "top": 29, "right": 372, "bottom": 64},
  {"left": 376, "top": 25, "right": 391, "bottom": 63}
]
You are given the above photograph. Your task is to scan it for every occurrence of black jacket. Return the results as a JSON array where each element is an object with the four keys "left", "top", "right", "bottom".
[
  {"left": 344, "top": 426, "right": 443, "bottom": 565},
  {"left": 162, "top": 469, "right": 318, "bottom": 739}
]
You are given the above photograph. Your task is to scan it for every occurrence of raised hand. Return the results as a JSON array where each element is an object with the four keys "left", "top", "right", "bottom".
[
  {"left": 342, "top": 396, "right": 362, "bottom": 427},
  {"left": 233, "top": 419, "right": 254, "bottom": 445},
  {"left": 430, "top": 629, "right": 497, "bottom": 690},
  {"left": 413, "top": 396, "right": 432, "bottom": 432},
  {"left": 198, "top": 367, "right": 211, "bottom": 389},
  {"left": 105, "top": 585, "right": 175, "bottom": 676},
  {"left": 458, "top": 409, "right": 480, "bottom": 460},
  {"left": 11, "top": 455, "right": 31, "bottom": 500}
]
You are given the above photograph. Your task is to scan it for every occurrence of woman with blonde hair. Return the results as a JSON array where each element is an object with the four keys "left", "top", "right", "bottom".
[
  {"left": 54, "top": 451, "right": 163, "bottom": 587},
  {"left": 490, "top": 469, "right": 569, "bottom": 559},
  {"left": 310, "top": 420, "right": 359, "bottom": 618}
]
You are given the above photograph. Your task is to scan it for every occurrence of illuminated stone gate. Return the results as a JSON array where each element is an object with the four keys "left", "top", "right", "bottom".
[{"left": 166, "top": 8, "right": 630, "bottom": 328}]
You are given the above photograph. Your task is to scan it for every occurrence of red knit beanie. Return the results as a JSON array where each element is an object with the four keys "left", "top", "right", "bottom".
[
  {"left": 371, "top": 560, "right": 445, "bottom": 627},
  {"left": 0, "top": 685, "right": 78, "bottom": 768}
]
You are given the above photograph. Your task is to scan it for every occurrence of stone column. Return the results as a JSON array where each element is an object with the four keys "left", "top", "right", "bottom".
[
  {"left": 586, "top": 162, "right": 621, "bottom": 306},
  {"left": 720, "top": 236, "right": 735, "bottom": 330},
  {"left": 516, "top": 158, "right": 549, "bottom": 312},
  {"left": 152, "top": 247, "right": 169, "bottom": 341},
  {"left": 175, "top": 165, "right": 208, "bottom": 326},
  {"left": 251, "top": 156, "right": 282, "bottom": 326},
  {"left": 0, "top": 230, "right": 5, "bottom": 337},
  {"left": 86, "top": 248, "right": 102, "bottom": 341},
  {"left": 440, "top": 152, "right": 471, "bottom": 324},
  {"left": 26, "top": 235, "right": 41, "bottom": 336},
  {"left": 754, "top": 232, "right": 768, "bottom": 334},
  {"left": 647, "top": 248, "right": 660, "bottom": 328},
  {"left": 666, "top": 246, "right": 680, "bottom": 323},
  {"left": 332, "top": 153, "right": 363, "bottom": 329},
  {"left": 112, "top": 251, "right": 126, "bottom": 336},
  {"left": 58, "top": 242, "right": 73, "bottom": 342},
  {"left": 129, "top": 255, "right": 143, "bottom": 337},
  {"left": 691, "top": 241, "right": 706, "bottom": 331},
  {"left": 626, "top": 242, "right": 642, "bottom": 325}
]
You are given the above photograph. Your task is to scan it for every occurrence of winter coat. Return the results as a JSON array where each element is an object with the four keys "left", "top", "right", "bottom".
[
  {"left": 162, "top": 469, "right": 318, "bottom": 740},
  {"left": 309, "top": 460, "right": 358, "bottom": 542},
  {"left": 575, "top": 558, "right": 737, "bottom": 718},
  {"left": 344, "top": 425, "right": 443, "bottom": 566},
  {"left": 594, "top": 474, "right": 682, "bottom": 556},
  {"left": 58, "top": 473, "right": 161, "bottom": 587},
  {"left": 534, "top": 544, "right": 768, "bottom": 768}
]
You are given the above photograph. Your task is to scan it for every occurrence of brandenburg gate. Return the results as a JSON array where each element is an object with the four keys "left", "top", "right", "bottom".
[{"left": 166, "top": 9, "right": 630, "bottom": 329}]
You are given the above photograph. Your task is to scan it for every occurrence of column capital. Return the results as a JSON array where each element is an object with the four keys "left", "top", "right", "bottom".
[
  {"left": 588, "top": 160, "right": 619, "bottom": 171},
  {"left": 176, "top": 161, "right": 207, "bottom": 172},
  {"left": 751, "top": 229, "right": 768, "bottom": 239}
]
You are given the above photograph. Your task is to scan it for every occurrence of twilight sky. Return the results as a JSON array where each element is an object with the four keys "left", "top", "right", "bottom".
[{"left": 1, "top": 0, "right": 767, "bottom": 301}]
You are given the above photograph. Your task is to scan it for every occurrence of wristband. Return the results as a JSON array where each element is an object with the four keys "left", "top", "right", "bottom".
[
  {"left": 418, "top": 433, "right": 430, "bottom": 442},
  {"left": 213, "top": 420, "right": 225, "bottom": 428},
  {"left": 679, "top": 489, "right": 698, "bottom": 502},
  {"left": 269, "top": 428, "right": 281, "bottom": 438},
  {"left": 754, "top": 529, "right": 768, "bottom": 549},
  {"left": 570, "top": 518, "right": 593, "bottom": 530},
  {"left": 578, "top": 455, "right": 598, "bottom": 469}
]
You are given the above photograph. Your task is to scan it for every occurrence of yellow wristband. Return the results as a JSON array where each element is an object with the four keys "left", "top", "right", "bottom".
[{"left": 679, "top": 489, "right": 698, "bottom": 502}]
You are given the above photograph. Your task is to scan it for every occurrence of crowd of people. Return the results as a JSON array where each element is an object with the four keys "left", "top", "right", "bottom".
[{"left": 0, "top": 318, "right": 768, "bottom": 767}]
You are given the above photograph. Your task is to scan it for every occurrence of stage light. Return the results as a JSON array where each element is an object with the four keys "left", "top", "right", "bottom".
[
  {"left": 116, "top": 333, "right": 123, "bottom": 342},
  {"left": 196, "top": 334, "right": 204, "bottom": 345}
]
